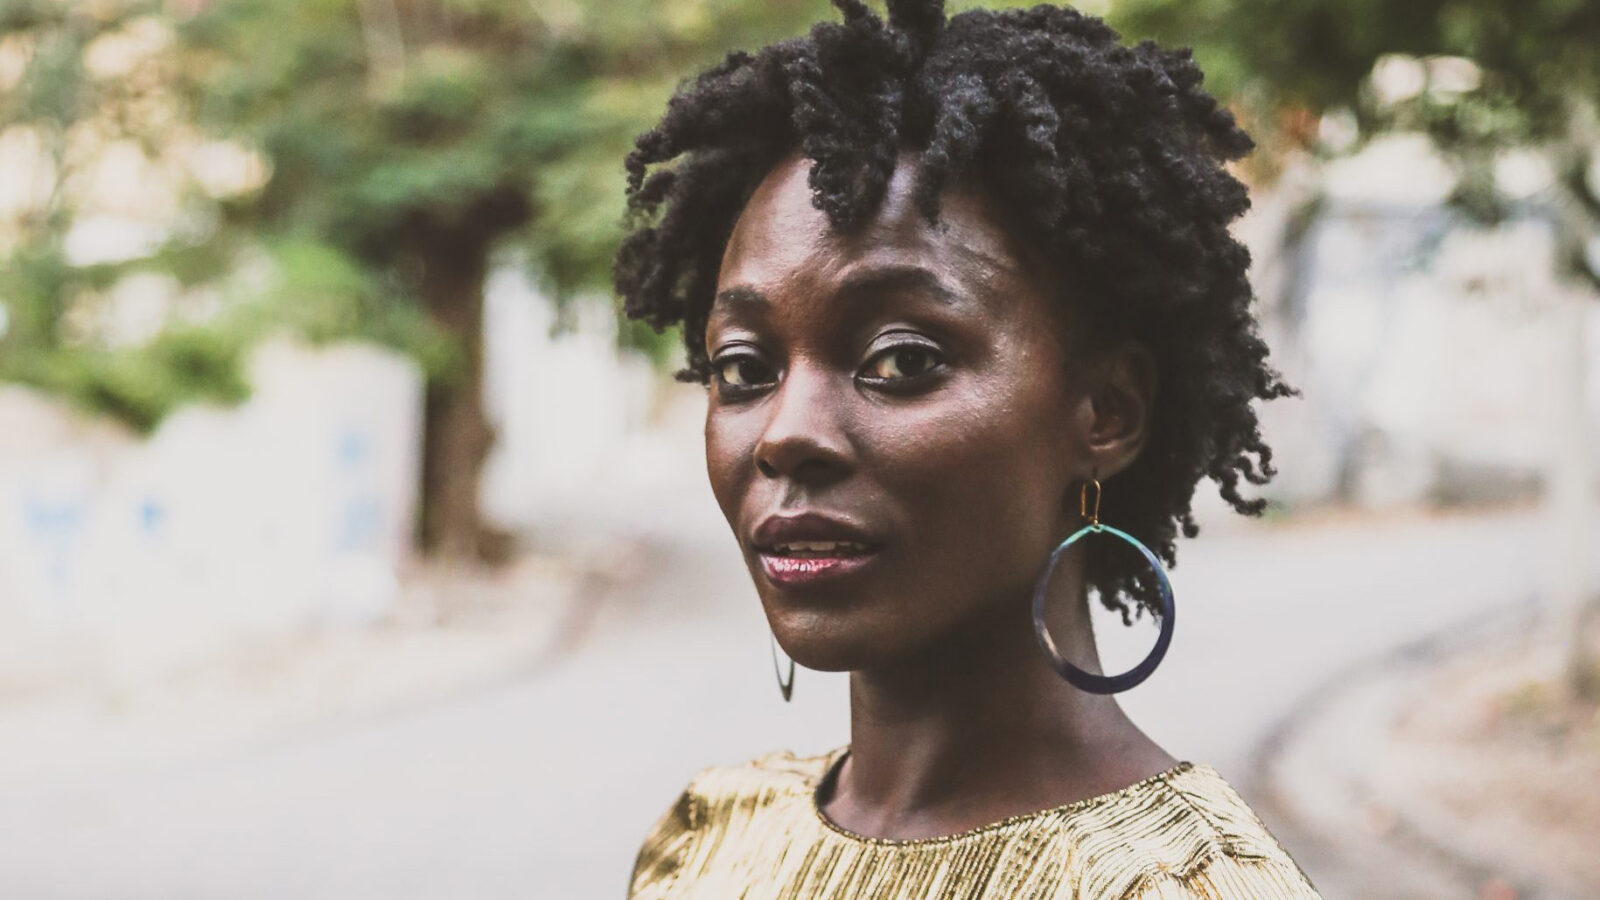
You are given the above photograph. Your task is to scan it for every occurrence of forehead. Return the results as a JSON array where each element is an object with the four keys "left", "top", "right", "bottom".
[{"left": 714, "top": 152, "right": 1033, "bottom": 304}]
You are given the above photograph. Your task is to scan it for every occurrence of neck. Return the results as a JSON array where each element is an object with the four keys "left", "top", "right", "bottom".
[{"left": 830, "top": 557, "right": 1169, "bottom": 833}]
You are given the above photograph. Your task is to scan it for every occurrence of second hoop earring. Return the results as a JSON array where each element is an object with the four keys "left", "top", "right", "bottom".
[
  {"left": 1031, "top": 476, "right": 1176, "bottom": 695},
  {"left": 771, "top": 631, "right": 795, "bottom": 702}
]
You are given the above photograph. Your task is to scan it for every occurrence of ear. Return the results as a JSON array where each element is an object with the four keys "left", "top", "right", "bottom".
[{"left": 1078, "top": 341, "right": 1157, "bottom": 480}]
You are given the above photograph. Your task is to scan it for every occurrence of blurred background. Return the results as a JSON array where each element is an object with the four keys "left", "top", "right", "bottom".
[{"left": 0, "top": 1, "right": 1596, "bottom": 898}]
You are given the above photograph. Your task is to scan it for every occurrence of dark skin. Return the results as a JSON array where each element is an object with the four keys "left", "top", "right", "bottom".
[{"left": 704, "top": 150, "right": 1177, "bottom": 841}]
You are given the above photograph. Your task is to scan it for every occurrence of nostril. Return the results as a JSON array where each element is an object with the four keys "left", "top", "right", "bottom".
[{"left": 757, "top": 458, "right": 779, "bottom": 478}]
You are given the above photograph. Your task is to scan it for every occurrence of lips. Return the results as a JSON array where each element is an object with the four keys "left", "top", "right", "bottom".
[
  {"left": 752, "top": 512, "right": 880, "bottom": 554},
  {"left": 751, "top": 512, "right": 883, "bottom": 586}
]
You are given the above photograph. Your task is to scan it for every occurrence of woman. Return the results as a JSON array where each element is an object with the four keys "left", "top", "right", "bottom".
[{"left": 612, "top": 1, "right": 1321, "bottom": 897}]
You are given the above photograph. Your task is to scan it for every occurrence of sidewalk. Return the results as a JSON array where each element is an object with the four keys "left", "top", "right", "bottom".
[{"left": 0, "top": 541, "right": 642, "bottom": 789}]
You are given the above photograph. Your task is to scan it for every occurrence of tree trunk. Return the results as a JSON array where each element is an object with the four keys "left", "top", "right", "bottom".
[
  {"left": 1546, "top": 115, "right": 1600, "bottom": 701},
  {"left": 1546, "top": 283, "right": 1595, "bottom": 699},
  {"left": 416, "top": 229, "right": 494, "bottom": 562}
]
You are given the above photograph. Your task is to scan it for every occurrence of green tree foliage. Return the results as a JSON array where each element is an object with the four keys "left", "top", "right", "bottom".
[
  {"left": 0, "top": 1, "right": 447, "bottom": 430},
  {"left": 1111, "top": 0, "right": 1600, "bottom": 249},
  {"left": 0, "top": 0, "right": 211, "bottom": 423}
]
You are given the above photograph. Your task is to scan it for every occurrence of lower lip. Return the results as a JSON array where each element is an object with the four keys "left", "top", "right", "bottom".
[{"left": 760, "top": 551, "right": 879, "bottom": 585}]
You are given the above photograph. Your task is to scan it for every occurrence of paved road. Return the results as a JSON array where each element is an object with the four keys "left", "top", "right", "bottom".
[{"left": 0, "top": 488, "right": 1585, "bottom": 899}]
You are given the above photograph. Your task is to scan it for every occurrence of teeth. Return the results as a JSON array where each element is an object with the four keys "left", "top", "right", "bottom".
[{"left": 773, "top": 540, "right": 868, "bottom": 555}]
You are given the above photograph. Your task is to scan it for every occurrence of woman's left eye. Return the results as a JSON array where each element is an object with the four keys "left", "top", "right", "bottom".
[{"left": 861, "top": 343, "right": 943, "bottom": 382}]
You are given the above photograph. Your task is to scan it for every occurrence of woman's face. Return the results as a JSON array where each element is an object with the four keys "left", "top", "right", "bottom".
[{"left": 704, "top": 151, "right": 1145, "bottom": 672}]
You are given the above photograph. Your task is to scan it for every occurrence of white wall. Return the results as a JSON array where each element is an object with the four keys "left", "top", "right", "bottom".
[
  {"left": 0, "top": 338, "right": 423, "bottom": 687},
  {"left": 478, "top": 265, "right": 711, "bottom": 542}
]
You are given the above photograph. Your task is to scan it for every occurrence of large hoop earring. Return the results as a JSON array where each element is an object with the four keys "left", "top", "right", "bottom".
[
  {"left": 1031, "top": 476, "right": 1176, "bottom": 695},
  {"left": 771, "top": 631, "right": 795, "bottom": 702}
]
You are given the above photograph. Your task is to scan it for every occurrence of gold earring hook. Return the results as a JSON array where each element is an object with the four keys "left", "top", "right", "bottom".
[{"left": 1079, "top": 476, "right": 1102, "bottom": 525}]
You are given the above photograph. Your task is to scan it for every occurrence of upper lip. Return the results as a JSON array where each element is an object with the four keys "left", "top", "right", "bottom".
[{"left": 752, "top": 512, "right": 881, "bottom": 551}]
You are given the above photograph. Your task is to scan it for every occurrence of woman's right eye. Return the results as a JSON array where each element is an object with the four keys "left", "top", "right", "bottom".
[{"left": 712, "top": 354, "right": 776, "bottom": 391}]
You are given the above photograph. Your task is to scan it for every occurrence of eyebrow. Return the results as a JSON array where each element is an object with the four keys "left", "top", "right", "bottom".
[{"left": 711, "top": 264, "right": 967, "bottom": 314}]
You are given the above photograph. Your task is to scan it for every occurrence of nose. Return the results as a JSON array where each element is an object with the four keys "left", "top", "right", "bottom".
[{"left": 753, "top": 360, "right": 853, "bottom": 485}]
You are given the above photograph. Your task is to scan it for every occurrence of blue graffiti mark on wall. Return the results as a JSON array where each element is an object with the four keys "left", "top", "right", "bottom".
[
  {"left": 336, "top": 495, "right": 383, "bottom": 552},
  {"left": 23, "top": 498, "right": 82, "bottom": 537},
  {"left": 22, "top": 494, "right": 86, "bottom": 598},
  {"left": 333, "top": 426, "right": 382, "bottom": 552},
  {"left": 139, "top": 497, "right": 166, "bottom": 536},
  {"left": 337, "top": 429, "right": 371, "bottom": 469}
]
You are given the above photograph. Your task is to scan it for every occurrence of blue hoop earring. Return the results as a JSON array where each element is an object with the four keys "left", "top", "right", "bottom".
[{"left": 1031, "top": 476, "right": 1176, "bottom": 695}]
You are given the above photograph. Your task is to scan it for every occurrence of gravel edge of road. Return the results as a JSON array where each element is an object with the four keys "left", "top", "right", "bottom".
[{"left": 1244, "top": 597, "right": 1589, "bottom": 900}]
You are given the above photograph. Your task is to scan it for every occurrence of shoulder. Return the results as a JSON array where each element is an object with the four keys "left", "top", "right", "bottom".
[
  {"left": 1086, "top": 762, "right": 1323, "bottom": 900},
  {"left": 627, "top": 748, "right": 836, "bottom": 900}
]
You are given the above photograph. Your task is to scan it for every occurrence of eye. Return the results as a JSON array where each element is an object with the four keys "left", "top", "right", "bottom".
[
  {"left": 861, "top": 342, "right": 943, "bottom": 384},
  {"left": 712, "top": 352, "right": 776, "bottom": 392}
]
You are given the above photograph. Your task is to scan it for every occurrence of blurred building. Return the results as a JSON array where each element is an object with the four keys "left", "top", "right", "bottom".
[{"left": 1244, "top": 134, "right": 1600, "bottom": 511}]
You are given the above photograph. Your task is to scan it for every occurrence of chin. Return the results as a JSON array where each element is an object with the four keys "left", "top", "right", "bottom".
[
  {"left": 746, "top": 548, "right": 952, "bottom": 671},
  {"left": 775, "top": 635, "right": 877, "bottom": 674},
  {"left": 766, "top": 603, "right": 919, "bottom": 673}
]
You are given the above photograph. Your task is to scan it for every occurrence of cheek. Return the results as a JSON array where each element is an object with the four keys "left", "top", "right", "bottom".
[
  {"left": 704, "top": 406, "right": 755, "bottom": 523},
  {"left": 869, "top": 381, "right": 1069, "bottom": 594}
]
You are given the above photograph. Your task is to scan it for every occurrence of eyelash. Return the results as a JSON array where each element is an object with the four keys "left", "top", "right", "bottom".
[{"left": 711, "top": 340, "right": 946, "bottom": 398}]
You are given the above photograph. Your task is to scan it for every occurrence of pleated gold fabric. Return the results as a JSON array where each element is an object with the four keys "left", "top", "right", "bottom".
[{"left": 629, "top": 747, "right": 1322, "bottom": 900}]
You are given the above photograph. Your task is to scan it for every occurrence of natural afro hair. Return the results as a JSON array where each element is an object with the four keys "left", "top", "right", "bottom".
[{"left": 613, "top": 0, "right": 1298, "bottom": 624}]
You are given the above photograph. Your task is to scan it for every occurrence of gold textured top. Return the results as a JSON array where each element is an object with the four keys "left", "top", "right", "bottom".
[{"left": 629, "top": 747, "right": 1323, "bottom": 900}]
